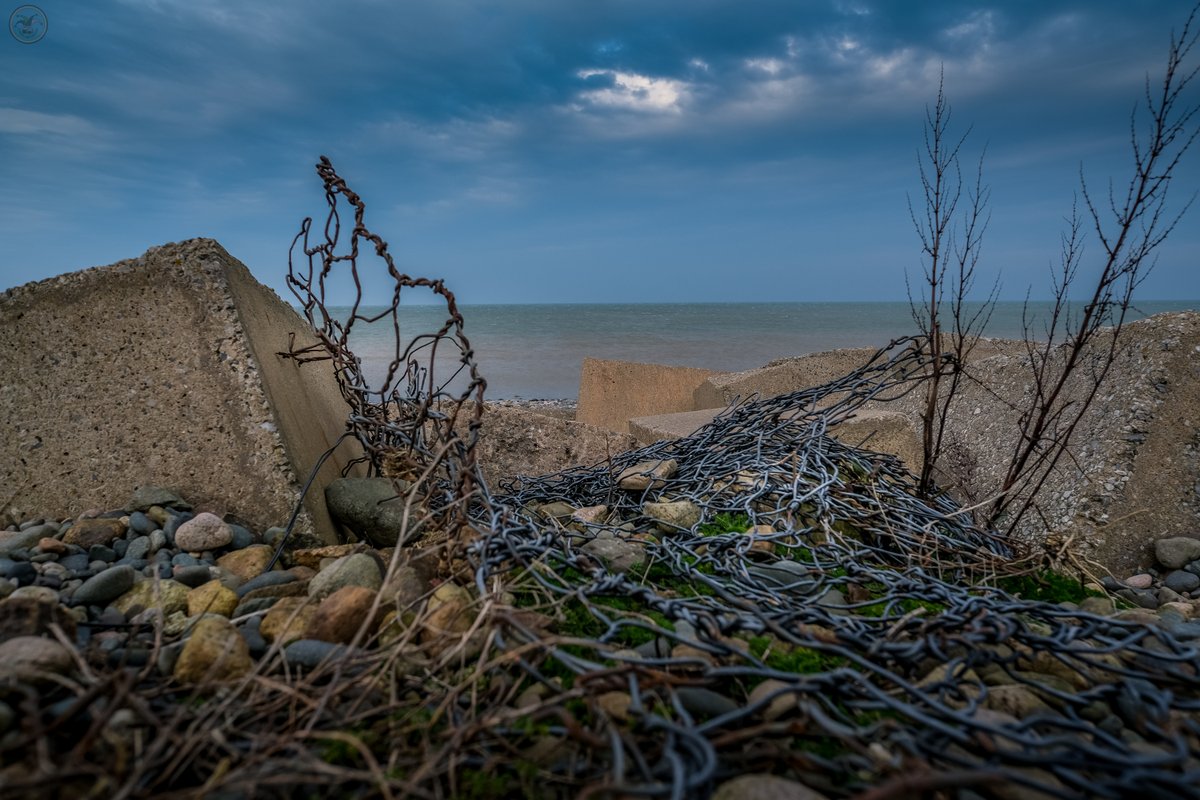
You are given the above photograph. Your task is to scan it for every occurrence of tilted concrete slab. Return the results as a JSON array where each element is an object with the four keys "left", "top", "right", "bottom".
[
  {"left": 576, "top": 357, "right": 726, "bottom": 433},
  {"left": 0, "top": 239, "right": 365, "bottom": 542}
]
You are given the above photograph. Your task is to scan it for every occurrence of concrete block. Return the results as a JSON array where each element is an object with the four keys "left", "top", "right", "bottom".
[
  {"left": 0, "top": 238, "right": 364, "bottom": 542},
  {"left": 576, "top": 358, "right": 725, "bottom": 433},
  {"left": 694, "top": 347, "right": 880, "bottom": 409}
]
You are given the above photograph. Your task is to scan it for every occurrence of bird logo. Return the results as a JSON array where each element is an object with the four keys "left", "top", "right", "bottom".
[{"left": 8, "top": 5, "right": 47, "bottom": 44}]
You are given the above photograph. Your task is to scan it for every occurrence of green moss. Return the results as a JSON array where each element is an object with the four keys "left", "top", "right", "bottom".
[
  {"left": 996, "top": 570, "right": 1103, "bottom": 604},
  {"left": 698, "top": 512, "right": 751, "bottom": 536},
  {"left": 748, "top": 635, "right": 845, "bottom": 673}
]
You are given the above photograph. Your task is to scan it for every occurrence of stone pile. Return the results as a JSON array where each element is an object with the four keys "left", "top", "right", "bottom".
[
  {"left": 0, "top": 484, "right": 471, "bottom": 705},
  {"left": 1101, "top": 535, "right": 1200, "bottom": 611}
]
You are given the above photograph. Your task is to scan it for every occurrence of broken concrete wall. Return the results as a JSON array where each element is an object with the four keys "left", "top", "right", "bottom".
[
  {"left": 576, "top": 358, "right": 725, "bottom": 433},
  {"left": 0, "top": 239, "right": 364, "bottom": 541}
]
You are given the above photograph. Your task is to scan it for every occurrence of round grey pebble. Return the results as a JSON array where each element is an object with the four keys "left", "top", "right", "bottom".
[
  {"left": 73, "top": 565, "right": 137, "bottom": 606},
  {"left": 262, "top": 527, "right": 287, "bottom": 548},
  {"left": 28, "top": 553, "right": 56, "bottom": 564},
  {"left": 1164, "top": 570, "right": 1200, "bottom": 594},
  {"left": 235, "top": 571, "right": 296, "bottom": 598},
  {"left": 0, "top": 558, "right": 15, "bottom": 577},
  {"left": 125, "top": 536, "right": 151, "bottom": 562},
  {"left": 1115, "top": 588, "right": 1159, "bottom": 609},
  {"left": 283, "top": 639, "right": 349, "bottom": 669},
  {"left": 8, "top": 563, "right": 35, "bottom": 585},
  {"left": 149, "top": 530, "right": 167, "bottom": 554},
  {"left": 114, "top": 558, "right": 147, "bottom": 571},
  {"left": 171, "top": 553, "right": 200, "bottom": 568},
  {"left": 89, "top": 545, "right": 116, "bottom": 563},
  {"left": 59, "top": 553, "right": 91, "bottom": 574},
  {"left": 239, "top": 625, "right": 267, "bottom": 657},
  {"left": 232, "top": 597, "right": 278, "bottom": 618},
  {"left": 228, "top": 525, "right": 255, "bottom": 550},
  {"left": 112, "top": 540, "right": 128, "bottom": 559},
  {"left": 34, "top": 575, "right": 62, "bottom": 590},
  {"left": 128, "top": 511, "right": 156, "bottom": 536},
  {"left": 173, "top": 565, "right": 214, "bottom": 588}
]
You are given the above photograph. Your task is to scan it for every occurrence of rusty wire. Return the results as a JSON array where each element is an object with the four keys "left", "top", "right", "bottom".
[
  {"left": 266, "top": 157, "right": 1198, "bottom": 798},
  {"left": 280, "top": 156, "right": 486, "bottom": 539}
]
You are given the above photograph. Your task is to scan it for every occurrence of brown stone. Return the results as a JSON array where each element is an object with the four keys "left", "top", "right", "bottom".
[
  {"left": 63, "top": 518, "right": 125, "bottom": 548},
  {"left": 0, "top": 597, "right": 77, "bottom": 644},
  {"left": 304, "top": 585, "right": 380, "bottom": 645},
  {"left": 36, "top": 537, "right": 68, "bottom": 556},
  {"left": 187, "top": 580, "right": 239, "bottom": 618},
  {"left": 420, "top": 582, "right": 474, "bottom": 644},
  {"left": 290, "top": 544, "right": 367, "bottom": 571},
  {"left": 711, "top": 774, "right": 830, "bottom": 800},
  {"left": 216, "top": 544, "right": 274, "bottom": 583},
  {"left": 0, "top": 636, "right": 74, "bottom": 682},
  {"left": 113, "top": 580, "right": 189, "bottom": 617},
  {"left": 173, "top": 617, "right": 252, "bottom": 684},
  {"left": 617, "top": 459, "right": 678, "bottom": 492},
  {"left": 260, "top": 597, "right": 315, "bottom": 645}
]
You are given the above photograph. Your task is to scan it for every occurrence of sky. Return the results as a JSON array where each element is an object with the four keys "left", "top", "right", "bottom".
[{"left": 1, "top": 0, "right": 1197, "bottom": 305}]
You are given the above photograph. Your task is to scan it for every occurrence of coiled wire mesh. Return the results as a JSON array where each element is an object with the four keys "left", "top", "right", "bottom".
[{"left": 278, "top": 157, "right": 1198, "bottom": 799}]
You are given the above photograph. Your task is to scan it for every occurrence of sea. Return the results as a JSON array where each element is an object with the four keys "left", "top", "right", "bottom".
[{"left": 319, "top": 301, "right": 1199, "bottom": 401}]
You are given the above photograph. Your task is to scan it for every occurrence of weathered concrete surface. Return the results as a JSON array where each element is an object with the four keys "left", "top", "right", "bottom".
[
  {"left": 693, "top": 348, "right": 880, "bottom": 409},
  {"left": 577, "top": 358, "right": 725, "bottom": 433},
  {"left": 0, "top": 239, "right": 364, "bottom": 541},
  {"left": 694, "top": 339, "right": 1028, "bottom": 409},
  {"left": 474, "top": 403, "right": 638, "bottom": 488},
  {"left": 629, "top": 406, "right": 922, "bottom": 469},
  {"left": 884, "top": 312, "right": 1200, "bottom": 575}
]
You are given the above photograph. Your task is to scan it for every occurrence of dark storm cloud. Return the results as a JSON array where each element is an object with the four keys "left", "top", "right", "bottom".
[{"left": 1, "top": 1, "right": 1196, "bottom": 302}]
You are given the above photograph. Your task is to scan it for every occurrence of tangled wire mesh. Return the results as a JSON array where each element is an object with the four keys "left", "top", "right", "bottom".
[
  {"left": 9, "top": 157, "right": 1194, "bottom": 800},
  {"left": 267, "top": 158, "right": 1200, "bottom": 798}
]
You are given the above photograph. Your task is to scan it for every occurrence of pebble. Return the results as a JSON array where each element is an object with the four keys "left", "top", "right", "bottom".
[
  {"left": 174, "top": 565, "right": 216, "bottom": 588},
  {"left": 149, "top": 530, "right": 167, "bottom": 554},
  {"left": 127, "top": 511, "right": 156, "bottom": 536},
  {"left": 236, "top": 571, "right": 297, "bottom": 598},
  {"left": 175, "top": 513, "right": 234, "bottom": 552},
  {"left": 307, "top": 553, "right": 382, "bottom": 600},
  {"left": 125, "top": 536, "right": 151, "bottom": 562},
  {"left": 59, "top": 553, "right": 90, "bottom": 573},
  {"left": 1123, "top": 573, "right": 1154, "bottom": 590},
  {"left": 711, "top": 775, "right": 829, "bottom": 800},
  {"left": 283, "top": 639, "right": 350, "bottom": 669},
  {"left": 72, "top": 566, "right": 136, "bottom": 606},
  {"left": 89, "top": 545, "right": 116, "bottom": 563},
  {"left": 1163, "top": 570, "right": 1200, "bottom": 594},
  {"left": 228, "top": 524, "right": 255, "bottom": 550},
  {"left": 1154, "top": 537, "right": 1200, "bottom": 570},
  {"left": 0, "top": 527, "right": 52, "bottom": 557}
]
